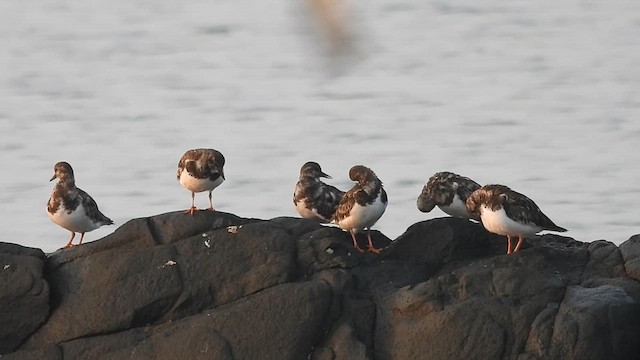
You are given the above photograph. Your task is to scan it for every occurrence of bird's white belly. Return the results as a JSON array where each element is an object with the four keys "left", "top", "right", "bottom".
[
  {"left": 179, "top": 171, "right": 224, "bottom": 193},
  {"left": 47, "top": 203, "right": 100, "bottom": 233},
  {"left": 337, "top": 195, "right": 387, "bottom": 233},
  {"left": 438, "top": 194, "right": 469, "bottom": 219},
  {"left": 480, "top": 205, "right": 541, "bottom": 236}
]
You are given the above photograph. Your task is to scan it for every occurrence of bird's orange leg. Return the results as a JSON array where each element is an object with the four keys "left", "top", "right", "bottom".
[
  {"left": 350, "top": 231, "right": 365, "bottom": 252},
  {"left": 366, "top": 229, "right": 383, "bottom": 254},
  {"left": 184, "top": 192, "right": 198, "bottom": 215},
  {"left": 205, "top": 191, "right": 215, "bottom": 212},
  {"left": 506, "top": 235, "right": 513, "bottom": 254},
  {"left": 64, "top": 232, "right": 76, "bottom": 248},
  {"left": 513, "top": 236, "right": 524, "bottom": 253},
  {"left": 78, "top": 232, "right": 86, "bottom": 245}
]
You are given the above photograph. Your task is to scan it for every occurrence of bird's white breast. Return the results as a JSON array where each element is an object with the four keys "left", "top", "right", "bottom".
[
  {"left": 179, "top": 170, "right": 224, "bottom": 193},
  {"left": 479, "top": 205, "right": 542, "bottom": 237},
  {"left": 47, "top": 202, "right": 101, "bottom": 233},
  {"left": 336, "top": 194, "right": 387, "bottom": 233}
]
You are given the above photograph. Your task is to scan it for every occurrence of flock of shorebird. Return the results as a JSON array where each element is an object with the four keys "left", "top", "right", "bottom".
[{"left": 47, "top": 148, "right": 566, "bottom": 254}]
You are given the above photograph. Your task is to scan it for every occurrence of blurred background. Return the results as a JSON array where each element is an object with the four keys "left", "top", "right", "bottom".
[{"left": 2, "top": 0, "right": 639, "bottom": 253}]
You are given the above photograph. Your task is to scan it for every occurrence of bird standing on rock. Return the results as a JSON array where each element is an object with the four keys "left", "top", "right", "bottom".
[
  {"left": 293, "top": 161, "right": 345, "bottom": 222},
  {"left": 332, "top": 165, "right": 388, "bottom": 253},
  {"left": 465, "top": 184, "right": 567, "bottom": 254},
  {"left": 177, "top": 148, "right": 225, "bottom": 215},
  {"left": 417, "top": 171, "right": 481, "bottom": 220},
  {"left": 47, "top": 162, "right": 113, "bottom": 248}
]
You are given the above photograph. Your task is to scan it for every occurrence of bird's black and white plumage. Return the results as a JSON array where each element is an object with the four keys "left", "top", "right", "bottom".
[
  {"left": 417, "top": 171, "right": 481, "bottom": 220},
  {"left": 332, "top": 165, "right": 388, "bottom": 253},
  {"left": 177, "top": 148, "right": 225, "bottom": 215},
  {"left": 465, "top": 184, "right": 567, "bottom": 254},
  {"left": 293, "top": 162, "right": 345, "bottom": 222},
  {"left": 47, "top": 162, "right": 113, "bottom": 248}
]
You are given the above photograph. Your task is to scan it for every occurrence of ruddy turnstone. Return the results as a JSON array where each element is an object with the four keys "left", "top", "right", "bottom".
[
  {"left": 465, "top": 184, "right": 567, "bottom": 254},
  {"left": 177, "top": 148, "right": 225, "bottom": 215},
  {"left": 417, "top": 171, "right": 481, "bottom": 220},
  {"left": 293, "top": 161, "right": 345, "bottom": 222},
  {"left": 332, "top": 165, "right": 388, "bottom": 253},
  {"left": 47, "top": 162, "right": 113, "bottom": 248}
]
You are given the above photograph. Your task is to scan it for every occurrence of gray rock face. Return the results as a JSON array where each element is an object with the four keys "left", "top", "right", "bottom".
[{"left": 3, "top": 212, "right": 640, "bottom": 359}]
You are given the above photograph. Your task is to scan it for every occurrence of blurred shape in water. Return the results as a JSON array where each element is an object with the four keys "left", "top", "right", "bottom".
[{"left": 305, "top": 0, "right": 359, "bottom": 72}]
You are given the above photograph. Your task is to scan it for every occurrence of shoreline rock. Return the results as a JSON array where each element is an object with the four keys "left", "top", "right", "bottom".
[{"left": 2, "top": 211, "right": 639, "bottom": 359}]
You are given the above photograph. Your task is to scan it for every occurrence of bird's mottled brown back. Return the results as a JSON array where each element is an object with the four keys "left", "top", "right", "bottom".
[{"left": 419, "top": 171, "right": 480, "bottom": 209}]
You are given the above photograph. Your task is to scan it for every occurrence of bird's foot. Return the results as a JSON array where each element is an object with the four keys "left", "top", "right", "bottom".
[
  {"left": 366, "top": 233, "right": 382, "bottom": 254},
  {"left": 183, "top": 207, "right": 198, "bottom": 215},
  {"left": 367, "top": 245, "right": 383, "bottom": 254}
]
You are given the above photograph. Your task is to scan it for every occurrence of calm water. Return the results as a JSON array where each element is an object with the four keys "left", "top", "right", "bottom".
[{"left": 2, "top": 0, "right": 640, "bottom": 253}]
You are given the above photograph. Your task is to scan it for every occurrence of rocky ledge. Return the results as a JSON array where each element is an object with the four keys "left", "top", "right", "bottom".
[{"left": 1, "top": 211, "right": 640, "bottom": 359}]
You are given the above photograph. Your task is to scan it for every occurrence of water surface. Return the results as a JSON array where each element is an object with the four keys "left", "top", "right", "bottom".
[{"left": 2, "top": 0, "right": 639, "bottom": 252}]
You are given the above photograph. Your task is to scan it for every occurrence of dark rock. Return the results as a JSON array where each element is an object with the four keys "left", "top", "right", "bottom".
[
  {"left": 312, "top": 321, "right": 369, "bottom": 360},
  {"left": 373, "top": 247, "right": 569, "bottom": 359},
  {"left": 543, "top": 285, "right": 640, "bottom": 360},
  {"left": 270, "top": 216, "right": 325, "bottom": 238},
  {"left": 585, "top": 240, "right": 625, "bottom": 278},
  {"left": 383, "top": 217, "right": 505, "bottom": 264},
  {"left": 0, "top": 243, "right": 49, "bottom": 355},
  {"left": 56, "top": 281, "right": 330, "bottom": 360},
  {"left": 1, "top": 344, "right": 62, "bottom": 360},
  {"left": 311, "top": 269, "right": 375, "bottom": 359},
  {"left": 297, "top": 226, "right": 363, "bottom": 276},
  {"left": 0, "top": 242, "right": 47, "bottom": 258},
  {"left": 620, "top": 235, "right": 640, "bottom": 281},
  {"left": 3, "top": 214, "right": 640, "bottom": 360},
  {"left": 25, "top": 216, "right": 296, "bottom": 348}
]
